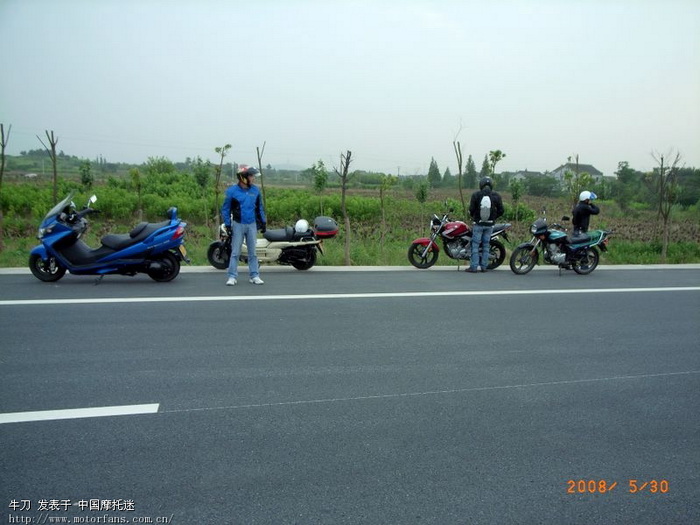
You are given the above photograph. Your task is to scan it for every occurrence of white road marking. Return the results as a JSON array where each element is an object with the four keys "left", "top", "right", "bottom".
[
  {"left": 163, "top": 370, "right": 700, "bottom": 414},
  {"left": 0, "top": 286, "right": 698, "bottom": 306},
  {"left": 4, "top": 370, "right": 698, "bottom": 423},
  {"left": 0, "top": 403, "right": 160, "bottom": 424}
]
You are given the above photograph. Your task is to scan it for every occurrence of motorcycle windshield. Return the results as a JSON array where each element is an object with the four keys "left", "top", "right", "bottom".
[{"left": 43, "top": 192, "right": 75, "bottom": 223}]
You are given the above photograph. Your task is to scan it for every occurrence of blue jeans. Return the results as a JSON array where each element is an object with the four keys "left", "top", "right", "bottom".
[
  {"left": 227, "top": 222, "right": 260, "bottom": 279},
  {"left": 470, "top": 224, "right": 493, "bottom": 270}
]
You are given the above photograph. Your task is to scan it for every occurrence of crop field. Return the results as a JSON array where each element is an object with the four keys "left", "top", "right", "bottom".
[{"left": 1, "top": 176, "right": 699, "bottom": 268}]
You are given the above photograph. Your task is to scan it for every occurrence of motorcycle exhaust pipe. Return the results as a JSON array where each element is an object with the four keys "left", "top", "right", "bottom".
[{"left": 146, "top": 261, "right": 163, "bottom": 272}]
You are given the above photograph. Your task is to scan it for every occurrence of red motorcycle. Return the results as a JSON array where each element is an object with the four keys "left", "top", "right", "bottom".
[{"left": 408, "top": 208, "right": 511, "bottom": 269}]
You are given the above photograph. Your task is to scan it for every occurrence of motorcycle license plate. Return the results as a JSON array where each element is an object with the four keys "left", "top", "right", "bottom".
[{"left": 178, "top": 245, "right": 188, "bottom": 257}]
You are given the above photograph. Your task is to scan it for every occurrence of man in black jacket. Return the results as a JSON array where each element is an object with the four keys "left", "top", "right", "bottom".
[
  {"left": 468, "top": 177, "right": 505, "bottom": 272},
  {"left": 572, "top": 190, "right": 600, "bottom": 235}
]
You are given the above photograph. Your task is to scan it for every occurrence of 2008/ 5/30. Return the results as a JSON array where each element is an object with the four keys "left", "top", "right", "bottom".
[{"left": 566, "top": 479, "right": 670, "bottom": 494}]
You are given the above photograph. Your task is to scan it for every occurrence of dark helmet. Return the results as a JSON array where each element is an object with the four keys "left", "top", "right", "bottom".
[
  {"left": 237, "top": 165, "right": 259, "bottom": 186},
  {"left": 479, "top": 176, "right": 493, "bottom": 190}
]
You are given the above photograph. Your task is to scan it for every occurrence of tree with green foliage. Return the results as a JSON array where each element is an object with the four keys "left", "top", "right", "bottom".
[
  {"left": 525, "top": 174, "right": 561, "bottom": 197},
  {"left": 427, "top": 158, "right": 441, "bottom": 188},
  {"left": 509, "top": 178, "right": 524, "bottom": 223},
  {"left": 675, "top": 167, "right": 700, "bottom": 207},
  {"left": 442, "top": 167, "right": 455, "bottom": 188},
  {"left": 130, "top": 168, "right": 143, "bottom": 220},
  {"left": 479, "top": 154, "right": 490, "bottom": 179},
  {"left": 613, "top": 161, "right": 644, "bottom": 210},
  {"left": 379, "top": 174, "right": 397, "bottom": 250},
  {"left": 79, "top": 160, "right": 93, "bottom": 190},
  {"left": 563, "top": 154, "right": 593, "bottom": 206},
  {"left": 312, "top": 159, "right": 329, "bottom": 215},
  {"left": 191, "top": 156, "right": 212, "bottom": 226},
  {"left": 488, "top": 149, "right": 506, "bottom": 175},
  {"left": 465, "top": 154, "right": 477, "bottom": 189}
]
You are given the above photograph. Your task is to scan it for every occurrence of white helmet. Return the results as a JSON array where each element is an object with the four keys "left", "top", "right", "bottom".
[
  {"left": 294, "top": 219, "right": 309, "bottom": 233},
  {"left": 579, "top": 190, "right": 597, "bottom": 202}
]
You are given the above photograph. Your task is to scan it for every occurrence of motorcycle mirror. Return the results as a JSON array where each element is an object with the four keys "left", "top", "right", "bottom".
[
  {"left": 88, "top": 195, "right": 97, "bottom": 207},
  {"left": 562, "top": 216, "right": 570, "bottom": 221}
]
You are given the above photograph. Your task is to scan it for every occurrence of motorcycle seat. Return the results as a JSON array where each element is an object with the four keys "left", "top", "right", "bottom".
[
  {"left": 101, "top": 220, "right": 170, "bottom": 251},
  {"left": 264, "top": 227, "right": 295, "bottom": 242},
  {"left": 492, "top": 223, "right": 511, "bottom": 233},
  {"left": 567, "top": 233, "right": 592, "bottom": 245}
]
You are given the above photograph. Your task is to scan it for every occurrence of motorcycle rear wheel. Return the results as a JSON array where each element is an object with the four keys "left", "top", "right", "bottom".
[
  {"left": 572, "top": 247, "right": 599, "bottom": 275},
  {"left": 207, "top": 241, "right": 230, "bottom": 270},
  {"left": 487, "top": 240, "right": 506, "bottom": 270},
  {"left": 29, "top": 254, "right": 66, "bottom": 282},
  {"left": 509, "top": 246, "right": 538, "bottom": 275},
  {"left": 291, "top": 248, "right": 317, "bottom": 270},
  {"left": 408, "top": 242, "right": 439, "bottom": 269},
  {"left": 148, "top": 251, "right": 180, "bottom": 282}
]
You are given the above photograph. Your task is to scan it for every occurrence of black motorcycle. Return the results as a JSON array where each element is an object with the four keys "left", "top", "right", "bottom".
[{"left": 509, "top": 212, "right": 613, "bottom": 275}]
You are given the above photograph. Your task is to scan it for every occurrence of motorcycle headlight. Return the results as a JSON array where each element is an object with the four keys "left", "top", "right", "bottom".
[{"left": 530, "top": 224, "right": 538, "bottom": 234}]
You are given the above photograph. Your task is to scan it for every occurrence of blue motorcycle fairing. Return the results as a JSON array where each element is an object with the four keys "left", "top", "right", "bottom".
[
  {"left": 31, "top": 195, "right": 187, "bottom": 276},
  {"left": 30, "top": 244, "right": 48, "bottom": 259}
]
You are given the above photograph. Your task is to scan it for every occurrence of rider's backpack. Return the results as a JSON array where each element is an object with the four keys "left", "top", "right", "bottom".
[{"left": 479, "top": 195, "right": 492, "bottom": 223}]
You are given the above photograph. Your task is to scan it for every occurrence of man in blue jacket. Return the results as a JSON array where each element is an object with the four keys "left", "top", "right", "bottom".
[{"left": 221, "top": 165, "right": 267, "bottom": 286}]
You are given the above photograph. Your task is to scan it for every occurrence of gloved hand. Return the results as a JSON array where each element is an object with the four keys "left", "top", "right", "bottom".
[{"left": 260, "top": 223, "right": 267, "bottom": 233}]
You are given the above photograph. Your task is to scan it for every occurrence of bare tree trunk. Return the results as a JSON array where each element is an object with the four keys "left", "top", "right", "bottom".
[
  {"left": 256, "top": 142, "right": 267, "bottom": 210},
  {"left": 336, "top": 150, "right": 353, "bottom": 266},
  {"left": 38, "top": 130, "right": 59, "bottom": 203},
  {"left": 453, "top": 141, "right": 466, "bottom": 218},
  {"left": 0, "top": 124, "right": 10, "bottom": 252},
  {"left": 214, "top": 144, "right": 231, "bottom": 233},
  {"left": 652, "top": 150, "right": 681, "bottom": 263}
]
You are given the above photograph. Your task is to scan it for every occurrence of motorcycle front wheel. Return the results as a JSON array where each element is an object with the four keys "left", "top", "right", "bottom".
[
  {"left": 408, "top": 242, "right": 439, "bottom": 269},
  {"left": 487, "top": 240, "right": 507, "bottom": 270},
  {"left": 572, "top": 247, "right": 599, "bottom": 275},
  {"left": 147, "top": 251, "right": 181, "bottom": 282},
  {"left": 29, "top": 254, "right": 66, "bottom": 282},
  {"left": 207, "top": 241, "right": 230, "bottom": 270},
  {"left": 509, "top": 245, "right": 538, "bottom": 275}
]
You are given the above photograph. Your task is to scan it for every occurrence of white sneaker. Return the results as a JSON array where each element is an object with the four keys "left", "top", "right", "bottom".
[
  {"left": 249, "top": 276, "right": 264, "bottom": 285},
  {"left": 226, "top": 277, "right": 237, "bottom": 286}
]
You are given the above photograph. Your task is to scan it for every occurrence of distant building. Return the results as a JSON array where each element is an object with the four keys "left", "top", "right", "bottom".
[
  {"left": 550, "top": 163, "right": 604, "bottom": 181},
  {"left": 511, "top": 170, "right": 544, "bottom": 181}
]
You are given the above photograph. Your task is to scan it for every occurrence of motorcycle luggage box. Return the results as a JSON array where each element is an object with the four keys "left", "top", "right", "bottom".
[{"left": 313, "top": 216, "right": 338, "bottom": 238}]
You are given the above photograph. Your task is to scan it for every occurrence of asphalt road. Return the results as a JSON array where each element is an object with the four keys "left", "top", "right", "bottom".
[{"left": 1, "top": 266, "right": 699, "bottom": 524}]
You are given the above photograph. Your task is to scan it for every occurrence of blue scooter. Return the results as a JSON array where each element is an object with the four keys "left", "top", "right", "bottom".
[{"left": 29, "top": 192, "right": 189, "bottom": 282}]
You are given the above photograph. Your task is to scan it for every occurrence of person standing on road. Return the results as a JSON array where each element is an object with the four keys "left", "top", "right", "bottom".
[
  {"left": 221, "top": 165, "right": 267, "bottom": 286},
  {"left": 468, "top": 176, "right": 505, "bottom": 273},
  {"left": 572, "top": 190, "right": 600, "bottom": 236}
]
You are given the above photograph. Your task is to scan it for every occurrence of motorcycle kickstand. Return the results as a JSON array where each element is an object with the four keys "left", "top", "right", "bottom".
[{"left": 94, "top": 275, "right": 104, "bottom": 285}]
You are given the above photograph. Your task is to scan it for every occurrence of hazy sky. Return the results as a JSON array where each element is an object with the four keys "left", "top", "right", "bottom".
[{"left": 1, "top": 0, "right": 698, "bottom": 177}]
